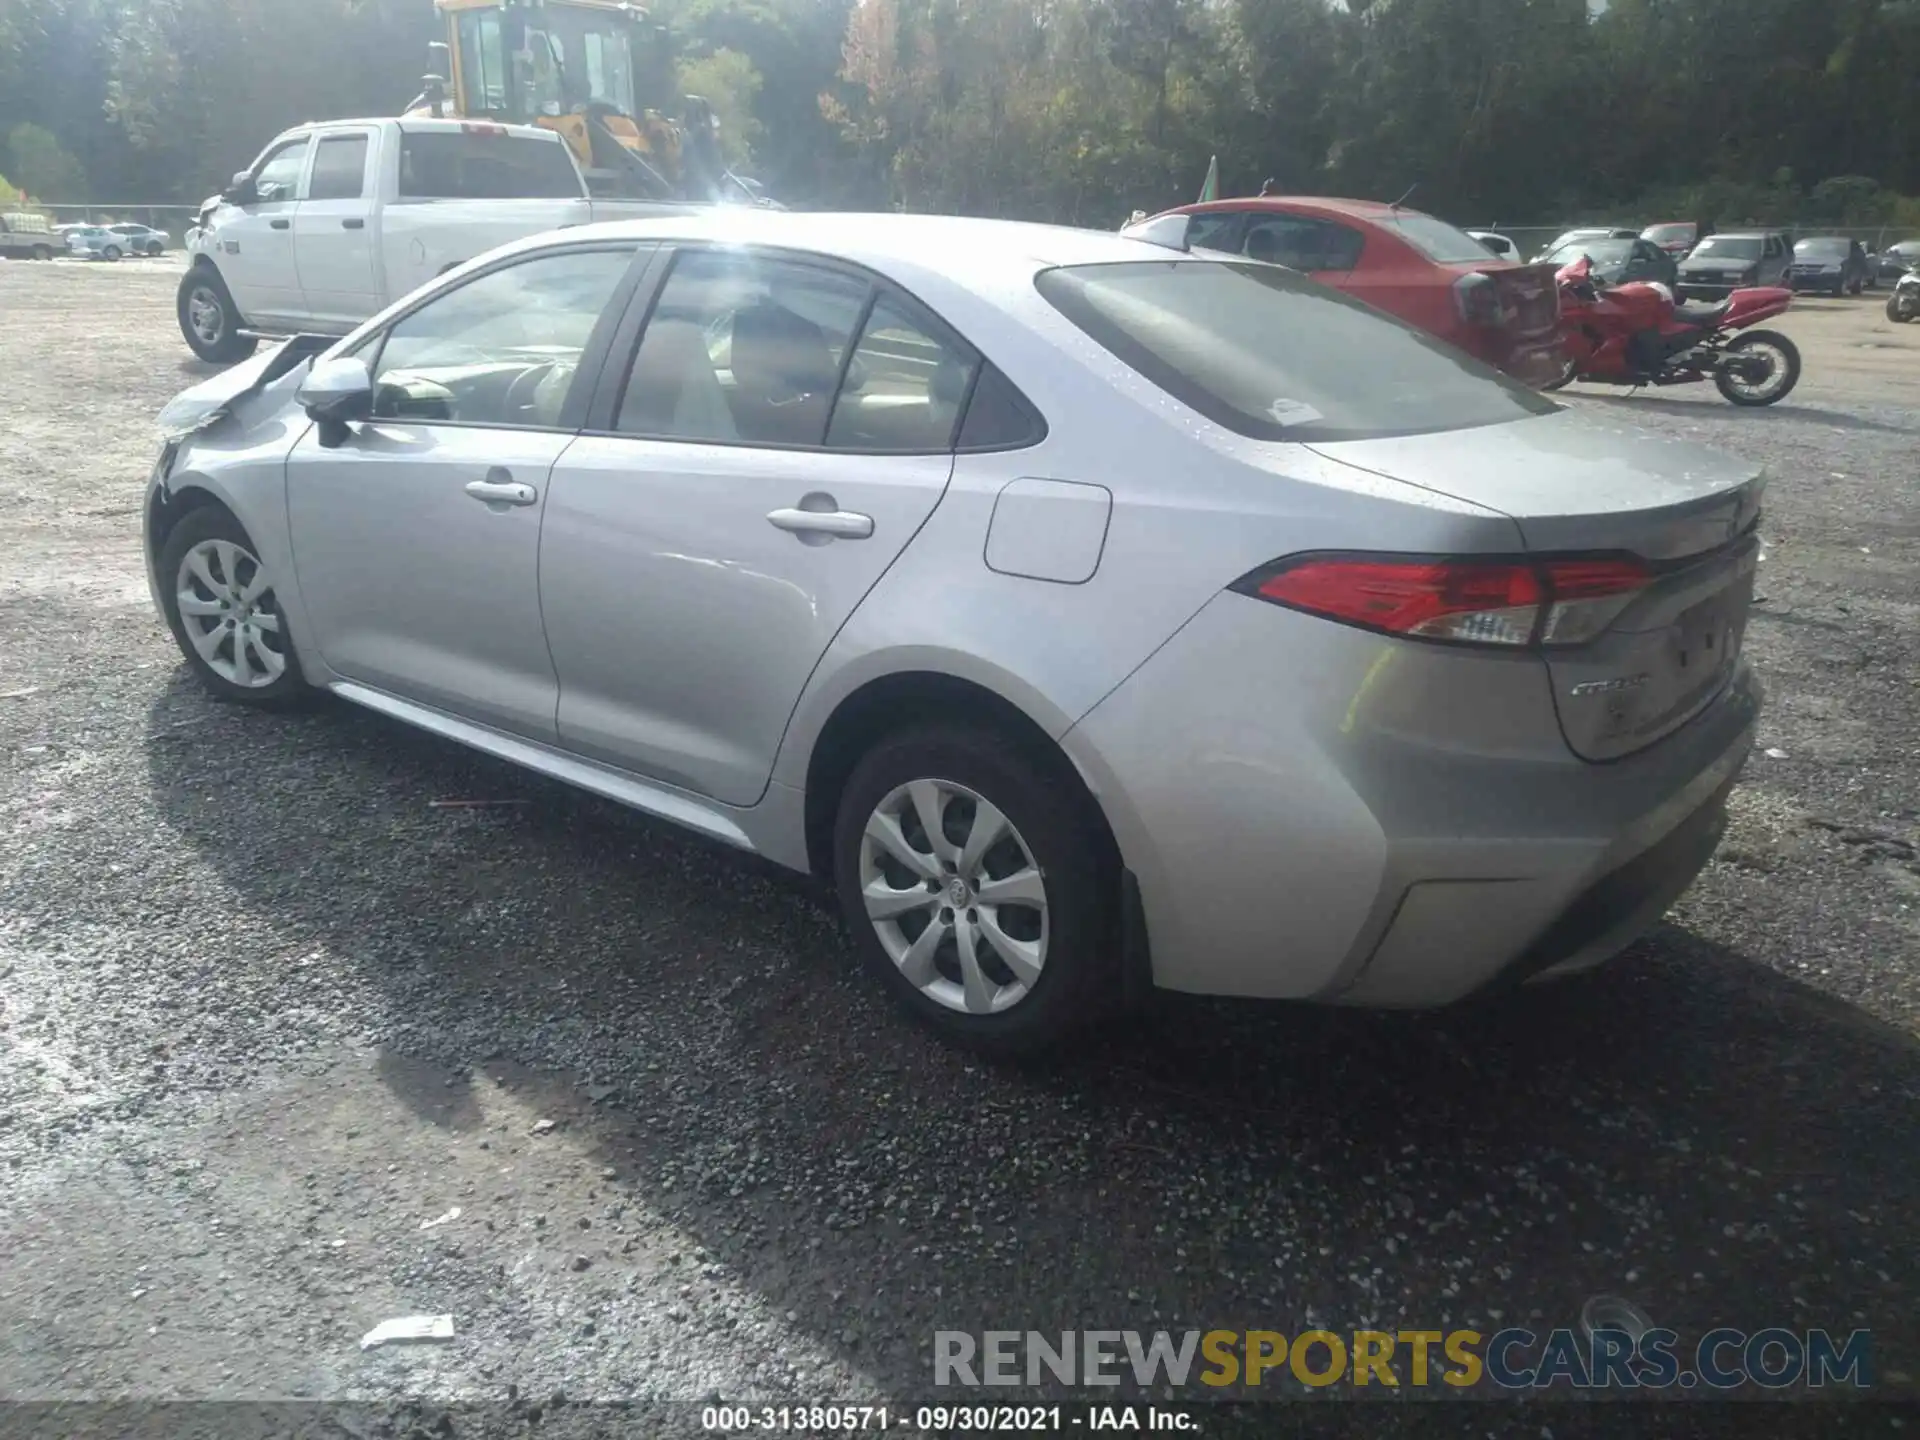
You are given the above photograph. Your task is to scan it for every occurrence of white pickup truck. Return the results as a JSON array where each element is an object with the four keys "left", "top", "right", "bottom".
[{"left": 180, "top": 116, "right": 689, "bottom": 361}]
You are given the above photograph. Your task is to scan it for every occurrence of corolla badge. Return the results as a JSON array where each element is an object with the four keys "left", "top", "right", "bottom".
[{"left": 1569, "top": 674, "right": 1651, "bottom": 698}]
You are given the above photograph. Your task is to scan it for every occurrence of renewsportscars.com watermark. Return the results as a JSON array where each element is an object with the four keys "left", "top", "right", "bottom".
[{"left": 934, "top": 1327, "right": 1874, "bottom": 1391}]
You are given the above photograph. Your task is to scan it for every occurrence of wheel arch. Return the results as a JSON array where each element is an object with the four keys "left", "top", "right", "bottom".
[{"left": 798, "top": 668, "right": 1122, "bottom": 887}]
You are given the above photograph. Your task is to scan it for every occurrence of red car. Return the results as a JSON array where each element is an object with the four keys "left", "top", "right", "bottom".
[{"left": 1141, "top": 197, "right": 1563, "bottom": 387}]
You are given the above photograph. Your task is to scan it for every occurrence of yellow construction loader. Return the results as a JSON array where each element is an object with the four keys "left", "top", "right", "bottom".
[{"left": 406, "top": 0, "right": 744, "bottom": 203}]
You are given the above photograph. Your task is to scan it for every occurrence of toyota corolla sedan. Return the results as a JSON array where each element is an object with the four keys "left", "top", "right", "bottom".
[{"left": 144, "top": 212, "right": 1763, "bottom": 1054}]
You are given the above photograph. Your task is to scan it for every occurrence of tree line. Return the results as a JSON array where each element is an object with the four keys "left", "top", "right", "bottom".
[{"left": 3, "top": 0, "right": 1918, "bottom": 233}]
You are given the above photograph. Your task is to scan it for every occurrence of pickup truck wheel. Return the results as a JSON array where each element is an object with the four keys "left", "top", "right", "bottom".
[
  {"left": 178, "top": 269, "right": 258, "bottom": 364},
  {"left": 31, "top": 244, "right": 52, "bottom": 262}
]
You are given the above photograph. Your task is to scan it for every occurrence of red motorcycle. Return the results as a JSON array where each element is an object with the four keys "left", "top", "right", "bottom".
[{"left": 1546, "top": 257, "right": 1801, "bottom": 406}]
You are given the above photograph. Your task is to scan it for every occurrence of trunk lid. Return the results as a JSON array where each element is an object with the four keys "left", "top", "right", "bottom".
[{"left": 1307, "top": 409, "right": 1765, "bottom": 761}]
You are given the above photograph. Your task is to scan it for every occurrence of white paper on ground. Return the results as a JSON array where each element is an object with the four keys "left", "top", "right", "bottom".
[{"left": 360, "top": 1314, "right": 455, "bottom": 1350}]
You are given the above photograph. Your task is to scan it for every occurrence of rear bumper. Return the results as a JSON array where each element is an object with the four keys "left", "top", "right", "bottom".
[{"left": 1063, "top": 591, "right": 1760, "bottom": 1007}]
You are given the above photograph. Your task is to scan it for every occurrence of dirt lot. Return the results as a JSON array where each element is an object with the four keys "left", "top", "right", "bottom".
[{"left": 1, "top": 257, "right": 1917, "bottom": 1436}]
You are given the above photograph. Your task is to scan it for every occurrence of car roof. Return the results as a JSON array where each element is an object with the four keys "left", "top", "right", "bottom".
[
  {"left": 1704, "top": 230, "right": 1779, "bottom": 239},
  {"left": 1179, "top": 196, "right": 1442, "bottom": 223},
  {"left": 517, "top": 210, "right": 1201, "bottom": 282}
]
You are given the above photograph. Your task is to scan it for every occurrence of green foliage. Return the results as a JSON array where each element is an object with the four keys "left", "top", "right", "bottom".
[
  {"left": 4, "top": 122, "right": 88, "bottom": 201},
  {"left": 677, "top": 47, "right": 763, "bottom": 168},
  {"left": 0, "top": 0, "right": 1915, "bottom": 227}
]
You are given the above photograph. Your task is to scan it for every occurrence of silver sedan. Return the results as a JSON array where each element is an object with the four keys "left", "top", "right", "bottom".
[{"left": 144, "top": 212, "right": 1762, "bottom": 1054}]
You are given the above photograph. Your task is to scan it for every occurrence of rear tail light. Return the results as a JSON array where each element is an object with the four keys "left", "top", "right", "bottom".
[
  {"left": 1235, "top": 554, "right": 1651, "bottom": 649},
  {"left": 1453, "top": 271, "right": 1513, "bottom": 328}
]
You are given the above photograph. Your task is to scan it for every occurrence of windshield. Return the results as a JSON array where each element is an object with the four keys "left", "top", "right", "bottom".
[
  {"left": 1035, "top": 260, "right": 1558, "bottom": 444},
  {"left": 1794, "top": 239, "right": 1849, "bottom": 258},
  {"left": 1692, "top": 237, "right": 1762, "bottom": 260},
  {"left": 1375, "top": 213, "right": 1500, "bottom": 265},
  {"left": 1550, "top": 239, "right": 1633, "bottom": 265},
  {"left": 1642, "top": 224, "right": 1694, "bottom": 244}
]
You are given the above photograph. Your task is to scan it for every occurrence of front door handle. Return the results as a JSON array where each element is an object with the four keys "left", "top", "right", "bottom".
[
  {"left": 342, "top": 217, "right": 365, "bottom": 230},
  {"left": 767, "top": 504, "right": 873, "bottom": 541},
  {"left": 465, "top": 477, "right": 538, "bottom": 508},
  {"left": 269, "top": 218, "right": 290, "bottom": 230}
]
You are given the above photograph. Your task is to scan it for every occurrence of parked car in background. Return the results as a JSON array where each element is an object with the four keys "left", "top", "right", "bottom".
[
  {"left": 1136, "top": 197, "right": 1563, "bottom": 386},
  {"left": 1871, "top": 239, "right": 1920, "bottom": 284},
  {"left": 1676, "top": 230, "right": 1791, "bottom": 299},
  {"left": 64, "top": 225, "right": 126, "bottom": 260},
  {"left": 1641, "top": 221, "right": 1706, "bottom": 258},
  {"left": 107, "top": 222, "right": 170, "bottom": 256},
  {"left": 1542, "top": 235, "right": 1678, "bottom": 289},
  {"left": 1533, "top": 227, "right": 1638, "bottom": 262},
  {"left": 1468, "top": 230, "right": 1518, "bottom": 259},
  {"left": 144, "top": 211, "right": 1763, "bottom": 1053},
  {"left": 1788, "top": 236, "right": 1872, "bottom": 296},
  {"left": 1886, "top": 267, "right": 1920, "bottom": 323},
  {"left": 0, "top": 212, "right": 57, "bottom": 261}
]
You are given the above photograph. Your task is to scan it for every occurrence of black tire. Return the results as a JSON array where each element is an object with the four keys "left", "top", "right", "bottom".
[
  {"left": 832, "top": 724, "right": 1115, "bottom": 1058},
  {"left": 157, "top": 504, "right": 313, "bottom": 708},
  {"left": 101, "top": 244, "right": 122, "bottom": 262},
  {"left": 1713, "top": 329, "right": 1801, "bottom": 406},
  {"left": 31, "top": 244, "right": 52, "bottom": 262},
  {"left": 147, "top": 241, "right": 165, "bottom": 257},
  {"left": 177, "top": 267, "right": 258, "bottom": 364},
  {"left": 1889, "top": 294, "right": 1916, "bottom": 324}
]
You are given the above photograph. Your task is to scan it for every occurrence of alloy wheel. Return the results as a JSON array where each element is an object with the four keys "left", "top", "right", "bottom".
[
  {"left": 858, "top": 778, "right": 1049, "bottom": 1015},
  {"left": 175, "top": 538, "right": 287, "bottom": 688}
]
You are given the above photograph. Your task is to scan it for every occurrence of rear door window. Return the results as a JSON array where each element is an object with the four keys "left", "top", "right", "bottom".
[
  {"left": 825, "top": 293, "right": 981, "bottom": 453},
  {"left": 1036, "top": 259, "right": 1559, "bottom": 444},
  {"left": 308, "top": 134, "right": 371, "bottom": 201},
  {"left": 1243, "top": 215, "right": 1363, "bottom": 273},
  {"left": 398, "top": 131, "right": 581, "bottom": 200},
  {"left": 1184, "top": 211, "right": 1247, "bottom": 255}
]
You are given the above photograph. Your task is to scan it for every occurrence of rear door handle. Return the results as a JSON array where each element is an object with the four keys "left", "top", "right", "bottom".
[
  {"left": 767, "top": 506, "right": 873, "bottom": 540},
  {"left": 342, "top": 217, "right": 365, "bottom": 230},
  {"left": 269, "top": 218, "right": 290, "bottom": 230},
  {"left": 465, "top": 478, "right": 538, "bottom": 508}
]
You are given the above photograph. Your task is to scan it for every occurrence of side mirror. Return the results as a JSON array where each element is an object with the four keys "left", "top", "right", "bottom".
[
  {"left": 223, "top": 171, "right": 257, "bottom": 205},
  {"left": 298, "top": 356, "right": 374, "bottom": 446}
]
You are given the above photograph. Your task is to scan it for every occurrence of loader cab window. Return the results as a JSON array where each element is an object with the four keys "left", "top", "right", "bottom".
[{"left": 457, "top": 11, "right": 511, "bottom": 115}]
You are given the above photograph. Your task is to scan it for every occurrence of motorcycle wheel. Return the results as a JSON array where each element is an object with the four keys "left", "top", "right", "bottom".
[
  {"left": 1889, "top": 294, "right": 1916, "bottom": 324},
  {"left": 1714, "top": 330, "right": 1800, "bottom": 406}
]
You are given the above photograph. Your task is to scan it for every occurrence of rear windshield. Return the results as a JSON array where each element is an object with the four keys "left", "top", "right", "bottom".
[
  {"left": 1374, "top": 213, "right": 1496, "bottom": 265},
  {"left": 1035, "top": 260, "right": 1558, "bottom": 444},
  {"left": 398, "top": 131, "right": 581, "bottom": 200},
  {"left": 1550, "top": 239, "right": 1632, "bottom": 263},
  {"left": 1642, "top": 224, "right": 1694, "bottom": 244},
  {"left": 1692, "top": 236, "right": 1762, "bottom": 260}
]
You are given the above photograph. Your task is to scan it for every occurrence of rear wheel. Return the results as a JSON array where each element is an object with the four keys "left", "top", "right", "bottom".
[
  {"left": 177, "top": 268, "right": 258, "bottom": 363},
  {"left": 1889, "top": 293, "right": 1917, "bottom": 324},
  {"left": 30, "top": 244, "right": 51, "bottom": 261},
  {"left": 1714, "top": 330, "right": 1800, "bottom": 406},
  {"left": 832, "top": 725, "right": 1113, "bottom": 1057}
]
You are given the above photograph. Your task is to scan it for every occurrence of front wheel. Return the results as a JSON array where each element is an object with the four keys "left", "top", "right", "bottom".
[
  {"left": 1714, "top": 330, "right": 1800, "bottom": 406},
  {"left": 30, "top": 244, "right": 52, "bottom": 261},
  {"left": 177, "top": 268, "right": 258, "bottom": 363},
  {"left": 101, "top": 244, "right": 122, "bottom": 262},
  {"left": 1539, "top": 354, "right": 1578, "bottom": 392},
  {"left": 832, "top": 725, "right": 1114, "bottom": 1057},
  {"left": 157, "top": 505, "right": 311, "bottom": 707},
  {"left": 1889, "top": 293, "right": 1917, "bottom": 324}
]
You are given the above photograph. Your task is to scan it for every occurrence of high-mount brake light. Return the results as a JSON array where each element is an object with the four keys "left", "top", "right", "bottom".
[
  {"left": 461, "top": 122, "right": 509, "bottom": 138},
  {"left": 1237, "top": 554, "right": 1651, "bottom": 649}
]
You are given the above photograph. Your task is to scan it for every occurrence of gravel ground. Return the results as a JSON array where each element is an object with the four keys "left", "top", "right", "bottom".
[{"left": 0, "top": 258, "right": 1916, "bottom": 1436}]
